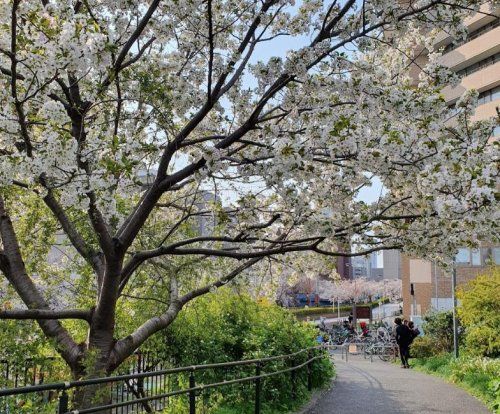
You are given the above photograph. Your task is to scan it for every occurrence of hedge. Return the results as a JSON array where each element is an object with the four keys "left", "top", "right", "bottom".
[{"left": 288, "top": 298, "right": 391, "bottom": 318}]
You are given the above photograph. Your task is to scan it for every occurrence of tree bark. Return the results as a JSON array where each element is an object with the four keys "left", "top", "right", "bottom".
[{"left": 71, "top": 369, "right": 113, "bottom": 414}]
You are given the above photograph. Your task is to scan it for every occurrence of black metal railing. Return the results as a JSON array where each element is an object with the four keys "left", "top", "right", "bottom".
[
  {"left": 0, "top": 345, "right": 330, "bottom": 414},
  {"left": 1, "top": 352, "right": 176, "bottom": 413},
  {"left": 1, "top": 357, "right": 57, "bottom": 389}
]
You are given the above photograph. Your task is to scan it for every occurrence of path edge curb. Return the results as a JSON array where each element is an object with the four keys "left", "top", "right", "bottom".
[{"left": 293, "top": 377, "right": 337, "bottom": 414}]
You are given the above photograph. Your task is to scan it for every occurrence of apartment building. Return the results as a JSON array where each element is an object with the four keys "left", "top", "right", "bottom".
[
  {"left": 402, "top": 248, "right": 500, "bottom": 317},
  {"left": 349, "top": 250, "right": 401, "bottom": 281},
  {"left": 382, "top": 250, "right": 401, "bottom": 280},
  {"left": 402, "top": 3, "right": 500, "bottom": 318}
]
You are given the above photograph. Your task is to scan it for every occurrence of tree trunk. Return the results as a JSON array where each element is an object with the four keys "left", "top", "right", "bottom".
[
  {"left": 71, "top": 358, "right": 113, "bottom": 414},
  {"left": 72, "top": 383, "right": 113, "bottom": 414},
  {"left": 352, "top": 302, "right": 357, "bottom": 328},
  {"left": 71, "top": 327, "right": 117, "bottom": 414},
  {"left": 71, "top": 258, "right": 123, "bottom": 412}
]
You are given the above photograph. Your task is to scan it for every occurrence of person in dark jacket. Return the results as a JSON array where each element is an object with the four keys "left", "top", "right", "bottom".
[
  {"left": 394, "top": 317, "right": 412, "bottom": 368},
  {"left": 407, "top": 320, "right": 421, "bottom": 362},
  {"left": 408, "top": 321, "right": 420, "bottom": 344}
]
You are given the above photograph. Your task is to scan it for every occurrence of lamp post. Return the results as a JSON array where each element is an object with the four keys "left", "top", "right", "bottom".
[
  {"left": 345, "top": 262, "right": 357, "bottom": 326},
  {"left": 434, "top": 261, "right": 439, "bottom": 311},
  {"left": 352, "top": 270, "right": 357, "bottom": 327},
  {"left": 379, "top": 280, "right": 385, "bottom": 319},
  {"left": 451, "top": 265, "right": 459, "bottom": 358}
]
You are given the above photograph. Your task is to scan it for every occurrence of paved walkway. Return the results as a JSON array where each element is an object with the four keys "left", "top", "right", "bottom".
[{"left": 305, "top": 354, "right": 491, "bottom": 414}]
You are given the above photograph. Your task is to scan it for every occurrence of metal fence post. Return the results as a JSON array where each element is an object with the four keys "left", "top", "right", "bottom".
[
  {"left": 189, "top": 370, "right": 196, "bottom": 414},
  {"left": 291, "top": 361, "right": 297, "bottom": 400},
  {"left": 307, "top": 351, "right": 312, "bottom": 392},
  {"left": 254, "top": 362, "right": 261, "bottom": 414},
  {"left": 58, "top": 389, "right": 69, "bottom": 414}
]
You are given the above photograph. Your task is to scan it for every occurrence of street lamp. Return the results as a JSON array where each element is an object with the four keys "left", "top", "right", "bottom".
[
  {"left": 382, "top": 279, "right": 388, "bottom": 318},
  {"left": 451, "top": 265, "right": 459, "bottom": 358}
]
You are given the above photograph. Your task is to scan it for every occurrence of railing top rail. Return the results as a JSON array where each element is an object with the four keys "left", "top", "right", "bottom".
[
  {"left": 63, "top": 354, "right": 328, "bottom": 414},
  {"left": 0, "top": 345, "right": 325, "bottom": 397}
]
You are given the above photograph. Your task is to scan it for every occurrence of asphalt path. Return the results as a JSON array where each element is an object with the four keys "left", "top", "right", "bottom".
[{"left": 304, "top": 353, "right": 491, "bottom": 414}]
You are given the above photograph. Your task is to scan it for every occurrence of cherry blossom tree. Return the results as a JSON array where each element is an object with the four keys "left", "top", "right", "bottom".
[
  {"left": 323, "top": 277, "right": 402, "bottom": 304},
  {"left": 0, "top": 0, "right": 498, "bottom": 406},
  {"left": 384, "top": 279, "right": 403, "bottom": 302}
]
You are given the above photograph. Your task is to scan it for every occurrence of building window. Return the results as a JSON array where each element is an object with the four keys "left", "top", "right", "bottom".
[
  {"left": 454, "top": 248, "right": 483, "bottom": 266},
  {"left": 493, "top": 248, "right": 500, "bottom": 265},
  {"left": 455, "top": 53, "right": 500, "bottom": 78},
  {"left": 478, "top": 86, "right": 500, "bottom": 105},
  {"left": 455, "top": 248, "right": 470, "bottom": 264},
  {"left": 471, "top": 249, "right": 481, "bottom": 266},
  {"left": 443, "top": 18, "right": 500, "bottom": 54}
]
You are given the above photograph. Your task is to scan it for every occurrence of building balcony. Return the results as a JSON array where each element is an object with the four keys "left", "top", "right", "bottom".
[
  {"left": 472, "top": 98, "right": 500, "bottom": 122},
  {"left": 442, "top": 60, "right": 500, "bottom": 104},
  {"left": 438, "top": 25, "right": 500, "bottom": 71},
  {"left": 434, "top": 3, "right": 499, "bottom": 49}
]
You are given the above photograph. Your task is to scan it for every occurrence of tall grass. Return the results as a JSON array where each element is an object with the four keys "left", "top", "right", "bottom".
[{"left": 411, "top": 354, "right": 500, "bottom": 412}]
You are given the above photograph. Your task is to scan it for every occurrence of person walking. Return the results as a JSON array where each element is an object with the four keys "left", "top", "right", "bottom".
[{"left": 394, "top": 317, "right": 411, "bottom": 368}]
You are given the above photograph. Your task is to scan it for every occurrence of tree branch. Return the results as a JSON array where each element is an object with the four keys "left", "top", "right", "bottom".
[
  {"left": 0, "top": 196, "right": 81, "bottom": 369},
  {"left": 0, "top": 308, "right": 92, "bottom": 322},
  {"left": 116, "top": 1, "right": 281, "bottom": 250},
  {"left": 42, "top": 188, "right": 104, "bottom": 276},
  {"left": 98, "top": 0, "right": 162, "bottom": 94},
  {"left": 110, "top": 258, "right": 260, "bottom": 370}
]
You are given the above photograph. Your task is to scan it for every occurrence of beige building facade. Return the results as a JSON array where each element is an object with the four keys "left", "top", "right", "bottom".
[{"left": 402, "top": 4, "right": 500, "bottom": 319}]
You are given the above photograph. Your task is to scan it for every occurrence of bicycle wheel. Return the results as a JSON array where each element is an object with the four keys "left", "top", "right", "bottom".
[
  {"left": 379, "top": 345, "right": 396, "bottom": 361},
  {"left": 363, "top": 345, "right": 374, "bottom": 359}
]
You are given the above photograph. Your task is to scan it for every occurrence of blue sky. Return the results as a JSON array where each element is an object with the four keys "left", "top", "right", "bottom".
[{"left": 243, "top": 13, "right": 384, "bottom": 205}]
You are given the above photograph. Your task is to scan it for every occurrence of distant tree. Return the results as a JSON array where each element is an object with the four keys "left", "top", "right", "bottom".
[{"left": 385, "top": 279, "right": 403, "bottom": 302}]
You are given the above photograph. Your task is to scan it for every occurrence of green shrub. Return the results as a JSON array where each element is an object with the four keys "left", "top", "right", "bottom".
[
  {"left": 289, "top": 298, "right": 390, "bottom": 318},
  {"left": 421, "top": 310, "right": 456, "bottom": 353},
  {"left": 457, "top": 267, "right": 500, "bottom": 357},
  {"left": 449, "top": 356, "right": 500, "bottom": 411},
  {"left": 0, "top": 319, "right": 69, "bottom": 414},
  {"left": 489, "top": 379, "right": 500, "bottom": 413},
  {"left": 146, "top": 288, "right": 334, "bottom": 413},
  {"left": 411, "top": 336, "right": 440, "bottom": 358},
  {"left": 411, "top": 355, "right": 500, "bottom": 411}
]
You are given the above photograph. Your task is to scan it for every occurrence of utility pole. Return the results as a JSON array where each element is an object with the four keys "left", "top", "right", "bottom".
[
  {"left": 410, "top": 283, "right": 416, "bottom": 316},
  {"left": 382, "top": 280, "right": 387, "bottom": 318},
  {"left": 434, "top": 261, "right": 439, "bottom": 310},
  {"left": 451, "top": 266, "right": 459, "bottom": 358}
]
